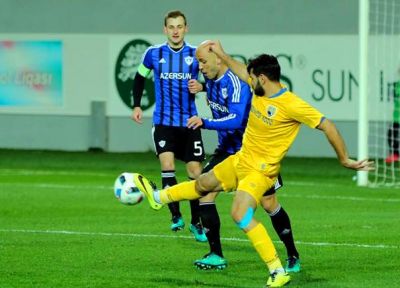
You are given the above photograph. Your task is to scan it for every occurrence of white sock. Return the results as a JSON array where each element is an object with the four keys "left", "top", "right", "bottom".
[
  {"left": 272, "top": 267, "right": 285, "bottom": 275},
  {"left": 153, "top": 190, "right": 161, "bottom": 204}
]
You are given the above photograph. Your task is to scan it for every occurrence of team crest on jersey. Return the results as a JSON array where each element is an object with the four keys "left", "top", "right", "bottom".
[
  {"left": 221, "top": 88, "right": 228, "bottom": 99},
  {"left": 267, "top": 105, "right": 277, "bottom": 118},
  {"left": 158, "top": 140, "right": 166, "bottom": 148},
  {"left": 185, "top": 56, "right": 193, "bottom": 66}
]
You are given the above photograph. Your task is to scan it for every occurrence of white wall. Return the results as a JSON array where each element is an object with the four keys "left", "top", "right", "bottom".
[{"left": 0, "top": 33, "right": 364, "bottom": 155}]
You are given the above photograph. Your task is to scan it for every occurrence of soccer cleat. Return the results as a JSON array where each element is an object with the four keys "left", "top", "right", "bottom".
[
  {"left": 132, "top": 173, "right": 162, "bottom": 210},
  {"left": 285, "top": 256, "right": 301, "bottom": 273},
  {"left": 189, "top": 223, "right": 207, "bottom": 242},
  {"left": 266, "top": 272, "right": 291, "bottom": 287},
  {"left": 385, "top": 153, "right": 399, "bottom": 163},
  {"left": 194, "top": 252, "right": 227, "bottom": 270},
  {"left": 171, "top": 216, "right": 185, "bottom": 231}
]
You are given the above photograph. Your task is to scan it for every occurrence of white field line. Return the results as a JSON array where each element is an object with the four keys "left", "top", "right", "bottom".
[
  {"left": 0, "top": 169, "right": 112, "bottom": 177},
  {"left": 0, "top": 228, "right": 397, "bottom": 249},
  {"left": 1, "top": 182, "right": 399, "bottom": 203}
]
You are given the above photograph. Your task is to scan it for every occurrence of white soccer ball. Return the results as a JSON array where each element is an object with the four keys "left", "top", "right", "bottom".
[{"left": 114, "top": 172, "right": 144, "bottom": 205}]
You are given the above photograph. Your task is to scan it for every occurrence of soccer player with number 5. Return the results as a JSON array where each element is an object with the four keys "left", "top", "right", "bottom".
[{"left": 130, "top": 10, "right": 207, "bottom": 242}]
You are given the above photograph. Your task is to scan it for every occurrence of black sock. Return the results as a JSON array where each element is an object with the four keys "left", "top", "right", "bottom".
[
  {"left": 162, "top": 170, "right": 180, "bottom": 218},
  {"left": 189, "top": 199, "right": 200, "bottom": 225},
  {"left": 199, "top": 202, "right": 223, "bottom": 257},
  {"left": 188, "top": 177, "right": 200, "bottom": 225},
  {"left": 268, "top": 205, "right": 299, "bottom": 258}
]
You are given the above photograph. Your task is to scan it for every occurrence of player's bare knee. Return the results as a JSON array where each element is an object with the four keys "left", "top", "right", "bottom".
[
  {"left": 195, "top": 175, "right": 210, "bottom": 196},
  {"left": 186, "top": 162, "right": 202, "bottom": 179},
  {"left": 161, "top": 162, "right": 175, "bottom": 171},
  {"left": 261, "top": 194, "right": 278, "bottom": 213},
  {"left": 195, "top": 173, "right": 216, "bottom": 196},
  {"left": 200, "top": 191, "right": 217, "bottom": 203}
]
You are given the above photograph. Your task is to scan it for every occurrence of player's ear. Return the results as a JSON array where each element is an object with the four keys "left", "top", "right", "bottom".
[{"left": 163, "top": 26, "right": 167, "bottom": 34}]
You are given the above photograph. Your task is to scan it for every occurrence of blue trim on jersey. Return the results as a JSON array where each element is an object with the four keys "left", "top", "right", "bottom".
[
  {"left": 141, "top": 42, "right": 199, "bottom": 127},
  {"left": 270, "top": 87, "right": 288, "bottom": 98},
  {"left": 201, "top": 69, "right": 252, "bottom": 154}
]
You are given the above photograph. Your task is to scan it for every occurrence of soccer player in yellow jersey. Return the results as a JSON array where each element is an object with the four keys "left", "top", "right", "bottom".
[{"left": 133, "top": 41, "right": 374, "bottom": 288}]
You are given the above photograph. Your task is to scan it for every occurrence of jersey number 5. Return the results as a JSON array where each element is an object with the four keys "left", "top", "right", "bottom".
[{"left": 194, "top": 141, "right": 203, "bottom": 156}]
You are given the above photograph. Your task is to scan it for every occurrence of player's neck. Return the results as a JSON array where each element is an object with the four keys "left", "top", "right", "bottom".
[
  {"left": 168, "top": 40, "right": 184, "bottom": 50},
  {"left": 216, "top": 65, "right": 228, "bottom": 79},
  {"left": 265, "top": 83, "right": 284, "bottom": 98}
]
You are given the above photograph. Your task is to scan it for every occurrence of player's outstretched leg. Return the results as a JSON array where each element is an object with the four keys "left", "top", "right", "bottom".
[{"left": 133, "top": 173, "right": 163, "bottom": 210}]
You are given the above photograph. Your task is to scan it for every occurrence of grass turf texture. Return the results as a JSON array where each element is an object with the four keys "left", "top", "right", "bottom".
[{"left": 0, "top": 149, "right": 399, "bottom": 288}]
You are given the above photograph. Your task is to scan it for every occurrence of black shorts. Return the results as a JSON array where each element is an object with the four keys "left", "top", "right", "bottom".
[
  {"left": 203, "top": 149, "right": 283, "bottom": 196},
  {"left": 152, "top": 125, "right": 205, "bottom": 163}
]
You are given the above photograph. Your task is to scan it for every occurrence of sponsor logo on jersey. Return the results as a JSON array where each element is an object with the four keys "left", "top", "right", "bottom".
[
  {"left": 208, "top": 101, "right": 229, "bottom": 113},
  {"left": 159, "top": 72, "right": 192, "bottom": 80},
  {"left": 251, "top": 105, "right": 273, "bottom": 125},
  {"left": 184, "top": 56, "right": 193, "bottom": 66},
  {"left": 221, "top": 88, "right": 228, "bottom": 99},
  {"left": 267, "top": 105, "right": 277, "bottom": 118}
]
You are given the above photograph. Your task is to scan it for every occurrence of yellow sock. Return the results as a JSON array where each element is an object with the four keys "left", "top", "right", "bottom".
[
  {"left": 246, "top": 223, "right": 283, "bottom": 273},
  {"left": 159, "top": 180, "right": 201, "bottom": 203}
]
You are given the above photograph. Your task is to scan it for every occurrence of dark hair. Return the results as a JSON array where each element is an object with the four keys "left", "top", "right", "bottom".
[
  {"left": 247, "top": 54, "right": 280, "bottom": 82},
  {"left": 164, "top": 10, "right": 187, "bottom": 26}
]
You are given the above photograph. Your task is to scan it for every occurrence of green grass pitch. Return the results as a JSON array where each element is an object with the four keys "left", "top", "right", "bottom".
[{"left": 0, "top": 150, "right": 399, "bottom": 288}]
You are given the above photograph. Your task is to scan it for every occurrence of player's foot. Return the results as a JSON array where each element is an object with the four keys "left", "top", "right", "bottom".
[
  {"left": 385, "top": 153, "right": 399, "bottom": 163},
  {"left": 189, "top": 223, "right": 207, "bottom": 242},
  {"left": 132, "top": 173, "right": 162, "bottom": 210},
  {"left": 266, "top": 272, "right": 291, "bottom": 287},
  {"left": 194, "top": 252, "right": 227, "bottom": 270},
  {"left": 171, "top": 216, "right": 185, "bottom": 231},
  {"left": 285, "top": 256, "right": 301, "bottom": 273}
]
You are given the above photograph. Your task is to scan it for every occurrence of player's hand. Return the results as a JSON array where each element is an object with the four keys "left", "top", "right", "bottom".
[
  {"left": 341, "top": 158, "right": 375, "bottom": 171},
  {"left": 187, "top": 116, "right": 203, "bottom": 130},
  {"left": 188, "top": 79, "right": 203, "bottom": 94},
  {"left": 207, "top": 40, "right": 225, "bottom": 58},
  {"left": 131, "top": 107, "right": 143, "bottom": 124}
]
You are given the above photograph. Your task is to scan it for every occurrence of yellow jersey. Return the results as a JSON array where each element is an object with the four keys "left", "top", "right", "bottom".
[{"left": 237, "top": 86, "right": 324, "bottom": 176}]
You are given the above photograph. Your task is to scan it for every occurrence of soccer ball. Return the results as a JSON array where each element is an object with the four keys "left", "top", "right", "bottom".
[{"left": 114, "top": 172, "right": 144, "bottom": 205}]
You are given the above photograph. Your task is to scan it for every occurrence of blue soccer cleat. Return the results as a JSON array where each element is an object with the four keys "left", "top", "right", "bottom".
[
  {"left": 194, "top": 252, "right": 227, "bottom": 270},
  {"left": 171, "top": 216, "right": 185, "bottom": 231},
  {"left": 285, "top": 256, "right": 301, "bottom": 273},
  {"left": 189, "top": 223, "right": 207, "bottom": 242}
]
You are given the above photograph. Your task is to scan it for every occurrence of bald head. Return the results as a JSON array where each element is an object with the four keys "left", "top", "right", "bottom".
[{"left": 196, "top": 40, "right": 226, "bottom": 80}]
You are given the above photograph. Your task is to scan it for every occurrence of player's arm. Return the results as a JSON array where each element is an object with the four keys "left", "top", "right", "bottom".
[
  {"left": 207, "top": 40, "right": 249, "bottom": 82},
  {"left": 131, "top": 63, "right": 152, "bottom": 124},
  {"left": 188, "top": 79, "right": 206, "bottom": 94},
  {"left": 187, "top": 80, "right": 249, "bottom": 130},
  {"left": 200, "top": 104, "right": 243, "bottom": 130},
  {"left": 317, "top": 118, "right": 374, "bottom": 171}
]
